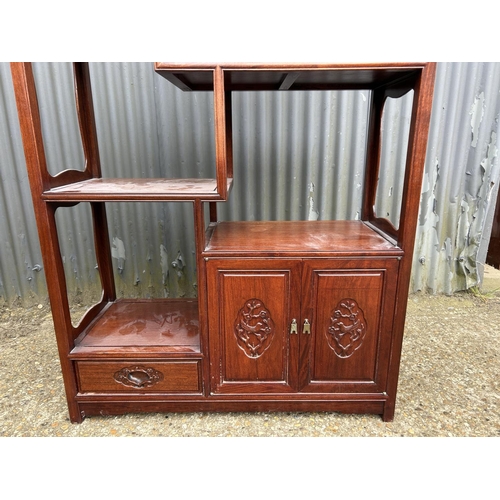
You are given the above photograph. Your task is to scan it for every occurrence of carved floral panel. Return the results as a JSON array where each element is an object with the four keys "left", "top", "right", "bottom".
[
  {"left": 234, "top": 299, "right": 275, "bottom": 358},
  {"left": 327, "top": 298, "right": 367, "bottom": 358}
]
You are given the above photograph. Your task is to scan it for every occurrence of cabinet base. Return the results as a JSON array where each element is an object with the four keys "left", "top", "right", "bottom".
[{"left": 72, "top": 397, "right": 395, "bottom": 424}]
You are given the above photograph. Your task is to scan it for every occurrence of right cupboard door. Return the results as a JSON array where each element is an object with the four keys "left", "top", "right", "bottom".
[{"left": 299, "top": 259, "right": 400, "bottom": 394}]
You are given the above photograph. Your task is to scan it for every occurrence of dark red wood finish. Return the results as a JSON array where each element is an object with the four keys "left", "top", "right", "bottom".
[
  {"left": 12, "top": 62, "right": 436, "bottom": 423},
  {"left": 76, "top": 360, "right": 202, "bottom": 393},
  {"left": 206, "top": 259, "right": 302, "bottom": 394},
  {"left": 71, "top": 299, "right": 200, "bottom": 353},
  {"left": 154, "top": 63, "right": 426, "bottom": 92},
  {"left": 205, "top": 220, "right": 403, "bottom": 256},
  {"left": 299, "top": 258, "right": 399, "bottom": 393},
  {"left": 205, "top": 257, "right": 400, "bottom": 392},
  {"left": 42, "top": 177, "right": 233, "bottom": 202}
]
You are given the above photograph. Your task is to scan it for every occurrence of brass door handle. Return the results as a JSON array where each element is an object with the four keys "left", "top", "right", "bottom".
[
  {"left": 290, "top": 318, "right": 298, "bottom": 334},
  {"left": 303, "top": 319, "right": 311, "bottom": 334}
]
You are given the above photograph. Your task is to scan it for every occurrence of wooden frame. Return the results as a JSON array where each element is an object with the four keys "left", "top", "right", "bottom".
[{"left": 12, "top": 61, "right": 436, "bottom": 423}]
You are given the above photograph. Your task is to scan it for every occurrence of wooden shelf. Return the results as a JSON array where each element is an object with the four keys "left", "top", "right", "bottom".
[
  {"left": 204, "top": 220, "right": 403, "bottom": 257},
  {"left": 13, "top": 61, "right": 436, "bottom": 422},
  {"left": 43, "top": 178, "right": 233, "bottom": 202},
  {"left": 155, "top": 62, "right": 424, "bottom": 92},
  {"left": 70, "top": 299, "right": 201, "bottom": 358}
]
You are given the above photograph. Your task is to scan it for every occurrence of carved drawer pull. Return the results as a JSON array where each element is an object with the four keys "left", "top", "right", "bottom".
[{"left": 113, "top": 366, "right": 164, "bottom": 388}]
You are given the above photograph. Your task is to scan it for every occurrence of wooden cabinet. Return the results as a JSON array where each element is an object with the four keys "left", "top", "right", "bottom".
[
  {"left": 205, "top": 221, "right": 400, "bottom": 409},
  {"left": 207, "top": 257, "right": 399, "bottom": 394},
  {"left": 11, "top": 62, "right": 436, "bottom": 423}
]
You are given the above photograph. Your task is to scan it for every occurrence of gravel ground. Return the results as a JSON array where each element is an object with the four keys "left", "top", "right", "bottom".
[
  {"left": 2, "top": 274, "right": 499, "bottom": 498},
  {"left": 1, "top": 273, "right": 499, "bottom": 438}
]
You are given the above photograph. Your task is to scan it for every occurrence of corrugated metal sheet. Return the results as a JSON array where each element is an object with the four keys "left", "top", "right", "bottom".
[
  {"left": 221, "top": 89, "right": 370, "bottom": 222},
  {"left": 1, "top": 62, "right": 499, "bottom": 305},
  {"left": 412, "top": 62, "right": 500, "bottom": 294}
]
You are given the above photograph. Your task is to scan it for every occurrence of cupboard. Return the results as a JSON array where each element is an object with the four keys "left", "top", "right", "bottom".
[
  {"left": 11, "top": 62, "right": 436, "bottom": 422},
  {"left": 205, "top": 221, "right": 401, "bottom": 417}
]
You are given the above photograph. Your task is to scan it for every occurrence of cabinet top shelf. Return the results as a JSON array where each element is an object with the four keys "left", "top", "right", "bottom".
[
  {"left": 154, "top": 62, "right": 429, "bottom": 92},
  {"left": 204, "top": 220, "right": 404, "bottom": 257}
]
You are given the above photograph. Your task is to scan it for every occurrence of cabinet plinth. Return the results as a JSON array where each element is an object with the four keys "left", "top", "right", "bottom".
[{"left": 12, "top": 61, "right": 436, "bottom": 423}]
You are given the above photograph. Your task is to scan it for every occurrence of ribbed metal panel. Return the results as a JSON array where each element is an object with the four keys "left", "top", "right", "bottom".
[
  {"left": 87, "top": 63, "right": 209, "bottom": 301},
  {"left": 1, "top": 62, "right": 499, "bottom": 305},
  {"left": 412, "top": 62, "right": 500, "bottom": 294},
  {"left": 220, "top": 89, "right": 370, "bottom": 222}
]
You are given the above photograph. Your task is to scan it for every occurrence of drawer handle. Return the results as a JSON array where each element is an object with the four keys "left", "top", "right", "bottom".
[
  {"left": 114, "top": 366, "right": 164, "bottom": 388},
  {"left": 290, "top": 319, "right": 298, "bottom": 334}
]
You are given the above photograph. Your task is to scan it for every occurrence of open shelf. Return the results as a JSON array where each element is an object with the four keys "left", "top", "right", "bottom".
[
  {"left": 13, "top": 61, "right": 435, "bottom": 422},
  {"left": 155, "top": 63, "right": 424, "bottom": 92},
  {"left": 204, "top": 220, "right": 403, "bottom": 257},
  {"left": 70, "top": 299, "right": 201, "bottom": 358},
  {"left": 43, "top": 178, "right": 233, "bottom": 202}
]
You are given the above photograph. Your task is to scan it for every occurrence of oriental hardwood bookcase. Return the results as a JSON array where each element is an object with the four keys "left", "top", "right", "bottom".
[{"left": 11, "top": 62, "right": 436, "bottom": 423}]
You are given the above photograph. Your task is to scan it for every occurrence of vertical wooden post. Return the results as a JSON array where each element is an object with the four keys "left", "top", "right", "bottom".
[
  {"left": 193, "top": 199, "right": 210, "bottom": 394},
  {"left": 213, "top": 66, "right": 233, "bottom": 200},
  {"left": 10, "top": 62, "right": 83, "bottom": 422},
  {"left": 72, "top": 62, "right": 116, "bottom": 303},
  {"left": 362, "top": 88, "right": 385, "bottom": 225},
  {"left": 73, "top": 62, "right": 102, "bottom": 177},
  {"left": 209, "top": 202, "right": 218, "bottom": 223},
  {"left": 383, "top": 63, "right": 437, "bottom": 422}
]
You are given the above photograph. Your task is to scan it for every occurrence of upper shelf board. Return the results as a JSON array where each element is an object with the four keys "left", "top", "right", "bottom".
[
  {"left": 154, "top": 62, "right": 428, "bottom": 92},
  {"left": 42, "top": 178, "right": 233, "bottom": 202}
]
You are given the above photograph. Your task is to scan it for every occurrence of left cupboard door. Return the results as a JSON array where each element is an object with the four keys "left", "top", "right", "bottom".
[{"left": 206, "top": 259, "right": 302, "bottom": 394}]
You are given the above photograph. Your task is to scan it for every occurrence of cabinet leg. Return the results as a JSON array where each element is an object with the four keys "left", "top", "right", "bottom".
[
  {"left": 68, "top": 404, "right": 85, "bottom": 424},
  {"left": 382, "top": 402, "right": 395, "bottom": 422}
]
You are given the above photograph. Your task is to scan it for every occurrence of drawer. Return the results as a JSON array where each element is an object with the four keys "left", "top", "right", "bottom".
[{"left": 76, "top": 360, "right": 201, "bottom": 393}]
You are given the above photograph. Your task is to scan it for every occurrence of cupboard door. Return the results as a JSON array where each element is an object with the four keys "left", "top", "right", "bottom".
[
  {"left": 207, "top": 259, "right": 301, "bottom": 394},
  {"left": 300, "top": 259, "right": 399, "bottom": 393}
]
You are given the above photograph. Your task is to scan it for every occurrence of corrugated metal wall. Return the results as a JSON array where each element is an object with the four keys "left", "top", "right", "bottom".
[
  {"left": 1, "top": 62, "right": 499, "bottom": 306},
  {"left": 413, "top": 63, "right": 500, "bottom": 294}
]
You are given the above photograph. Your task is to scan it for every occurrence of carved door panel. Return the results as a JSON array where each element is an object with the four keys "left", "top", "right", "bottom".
[
  {"left": 206, "top": 259, "right": 302, "bottom": 394},
  {"left": 299, "top": 259, "right": 399, "bottom": 393}
]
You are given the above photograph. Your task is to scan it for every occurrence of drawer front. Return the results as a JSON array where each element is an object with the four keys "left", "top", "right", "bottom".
[{"left": 76, "top": 360, "right": 201, "bottom": 393}]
